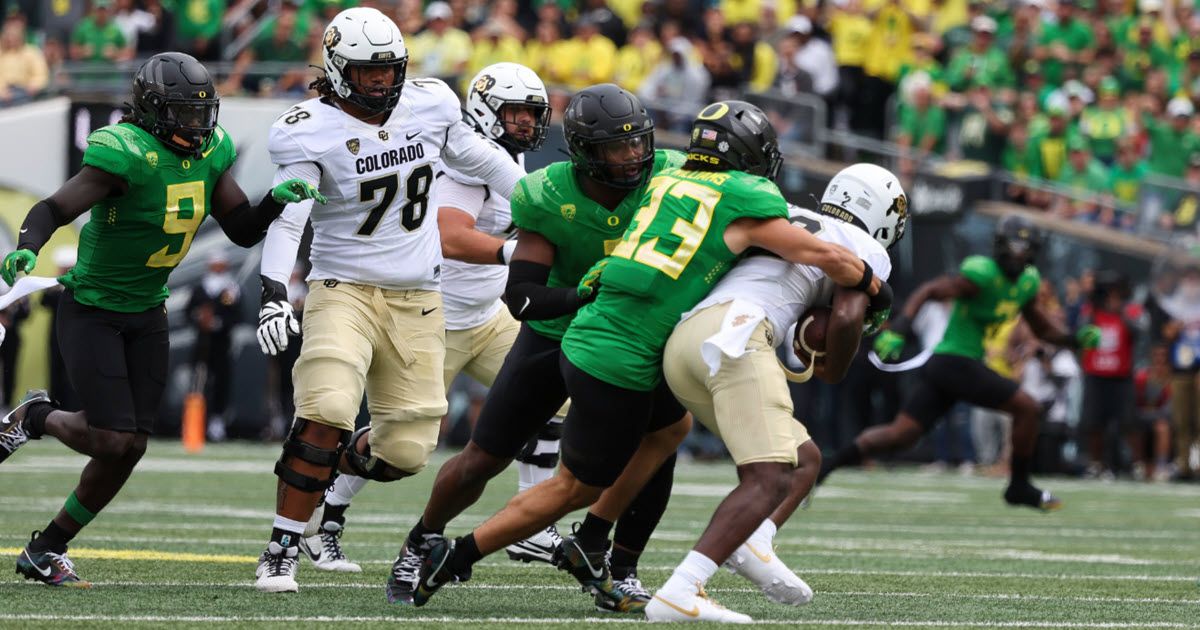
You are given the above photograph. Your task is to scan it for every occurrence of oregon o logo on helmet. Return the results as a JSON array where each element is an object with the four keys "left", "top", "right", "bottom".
[
  {"left": 698, "top": 102, "right": 729, "bottom": 120},
  {"left": 622, "top": 123, "right": 632, "bottom": 131},
  {"left": 198, "top": 91, "right": 207, "bottom": 98}
]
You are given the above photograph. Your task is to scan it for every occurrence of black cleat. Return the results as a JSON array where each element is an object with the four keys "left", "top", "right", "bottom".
[
  {"left": 15, "top": 531, "right": 90, "bottom": 588},
  {"left": 1004, "top": 483, "right": 1063, "bottom": 512},
  {"left": 387, "top": 539, "right": 431, "bottom": 605},
  {"left": 412, "top": 535, "right": 469, "bottom": 607},
  {"left": 0, "top": 390, "right": 50, "bottom": 464},
  {"left": 553, "top": 525, "right": 645, "bottom": 613}
]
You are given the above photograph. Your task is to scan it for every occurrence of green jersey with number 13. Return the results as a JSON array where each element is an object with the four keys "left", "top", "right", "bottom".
[
  {"left": 934, "top": 255, "right": 1041, "bottom": 360},
  {"left": 562, "top": 168, "right": 789, "bottom": 391},
  {"left": 62, "top": 122, "right": 237, "bottom": 313}
]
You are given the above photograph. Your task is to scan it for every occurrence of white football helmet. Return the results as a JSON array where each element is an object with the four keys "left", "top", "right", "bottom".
[
  {"left": 321, "top": 7, "right": 408, "bottom": 114},
  {"left": 464, "top": 62, "right": 551, "bottom": 153},
  {"left": 819, "top": 163, "right": 908, "bottom": 249}
]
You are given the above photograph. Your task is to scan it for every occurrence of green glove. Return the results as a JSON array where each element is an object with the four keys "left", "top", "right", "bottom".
[
  {"left": 1076, "top": 324, "right": 1102, "bottom": 350},
  {"left": 1, "top": 249, "right": 36, "bottom": 286},
  {"left": 271, "top": 179, "right": 327, "bottom": 204},
  {"left": 873, "top": 329, "right": 906, "bottom": 361},
  {"left": 577, "top": 259, "right": 608, "bottom": 301},
  {"left": 865, "top": 307, "right": 891, "bottom": 337}
]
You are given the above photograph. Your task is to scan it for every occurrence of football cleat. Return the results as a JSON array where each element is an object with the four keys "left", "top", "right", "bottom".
[
  {"left": 0, "top": 390, "right": 50, "bottom": 464},
  {"left": 255, "top": 542, "right": 299, "bottom": 593},
  {"left": 15, "top": 532, "right": 90, "bottom": 588},
  {"left": 595, "top": 571, "right": 652, "bottom": 613},
  {"left": 386, "top": 539, "right": 433, "bottom": 605},
  {"left": 553, "top": 526, "right": 644, "bottom": 612},
  {"left": 413, "top": 535, "right": 469, "bottom": 607},
  {"left": 724, "top": 539, "right": 813, "bottom": 606},
  {"left": 505, "top": 525, "right": 562, "bottom": 564},
  {"left": 1003, "top": 483, "right": 1063, "bottom": 512},
  {"left": 645, "top": 582, "right": 752, "bottom": 623},
  {"left": 300, "top": 521, "right": 361, "bottom": 573}
]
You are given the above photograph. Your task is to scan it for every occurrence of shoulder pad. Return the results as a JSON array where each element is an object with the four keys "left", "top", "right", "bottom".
[
  {"left": 269, "top": 99, "right": 338, "bottom": 165},
  {"left": 82, "top": 124, "right": 150, "bottom": 183},
  {"left": 960, "top": 255, "right": 997, "bottom": 286},
  {"left": 397, "top": 77, "right": 461, "bottom": 128},
  {"left": 657, "top": 149, "right": 688, "bottom": 170}
]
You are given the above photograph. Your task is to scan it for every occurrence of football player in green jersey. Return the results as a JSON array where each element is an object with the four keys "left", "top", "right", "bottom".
[
  {"left": 819, "top": 214, "right": 1102, "bottom": 511},
  {"left": 0, "top": 52, "right": 323, "bottom": 588},
  {"left": 413, "top": 100, "right": 885, "bottom": 613},
  {"left": 398, "top": 84, "right": 690, "bottom": 612}
]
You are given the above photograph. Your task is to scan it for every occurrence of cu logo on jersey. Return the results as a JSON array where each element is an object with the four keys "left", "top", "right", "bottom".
[
  {"left": 323, "top": 26, "right": 341, "bottom": 51},
  {"left": 379, "top": 130, "right": 389, "bottom": 141}
]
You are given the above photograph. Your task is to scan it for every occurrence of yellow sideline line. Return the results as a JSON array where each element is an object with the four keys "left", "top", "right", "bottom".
[{"left": 0, "top": 547, "right": 256, "bottom": 563}]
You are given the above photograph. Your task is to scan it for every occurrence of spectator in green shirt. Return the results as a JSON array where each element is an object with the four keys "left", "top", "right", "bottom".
[
  {"left": 944, "top": 15, "right": 1014, "bottom": 93},
  {"left": 1079, "top": 76, "right": 1129, "bottom": 164},
  {"left": 70, "top": 0, "right": 130, "bottom": 62},
  {"left": 1026, "top": 93, "right": 1077, "bottom": 183},
  {"left": 1165, "top": 153, "right": 1200, "bottom": 233},
  {"left": 1142, "top": 96, "right": 1200, "bottom": 178},
  {"left": 1034, "top": 0, "right": 1094, "bottom": 85},
  {"left": 1107, "top": 136, "right": 1150, "bottom": 207},
  {"left": 1056, "top": 134, "right": 1113, "bottom": 220},
  {"left": 896, "top": 71, "right": 948, "bottom": 177},
  {"left": 1004, "top": 121, "right": 1041, "bottom": 206},
  {"left": 220, "top": 1, "right": 308, "bottom": 96},
  {"left": 168, "top": 0, "right": 225, "bottom": 60},
  {"left": 957, "top": 84, "right": 1013, "bottom": 167},
  {"left": 1119, "top": 17, "right": 1173, "bottom": 91}
]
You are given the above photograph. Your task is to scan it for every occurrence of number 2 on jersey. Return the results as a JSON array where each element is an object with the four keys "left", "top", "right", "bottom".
[
  {"left": 610, "top": 176, "right": 720, "bottom": 280},
  {"left": 356, "top": 164, "right": 434, "bottom": 236},
  {"left": 146, "top": 181, "right": 205, "bottom": 268}
]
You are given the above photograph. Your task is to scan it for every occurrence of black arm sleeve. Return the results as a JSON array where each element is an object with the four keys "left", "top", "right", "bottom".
[
  {"left": 505, "top": 260, "right": 585, "bottom": 321},
  {"left": 213, "top": 192, "right": 285, "bottom": 248}
]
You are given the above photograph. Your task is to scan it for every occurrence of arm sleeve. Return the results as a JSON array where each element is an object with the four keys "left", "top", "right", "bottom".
[
  {"left": 442, "top": 120, "right": 526, "bottom": 199},
  {"left": 259, "top": 161, "right": 319, "bottom": 288},
  {"left": 433, "top": 172, "right": 488, "bottom": 219}
]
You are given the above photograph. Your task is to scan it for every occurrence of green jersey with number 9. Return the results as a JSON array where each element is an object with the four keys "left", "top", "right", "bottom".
[
  {"left": 561, "top": 168, "right": 789, "bottom": 391},
  {"left": 61, "top": 122, "right": 236, "bottom": 313},
  {"left": 934, "top": 255, "right": 1041, "bottom": 360}
]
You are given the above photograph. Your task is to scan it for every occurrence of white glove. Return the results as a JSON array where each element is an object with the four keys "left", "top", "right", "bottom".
[{"left": 257, "top": 300, "right": 300, "bottom": 356}]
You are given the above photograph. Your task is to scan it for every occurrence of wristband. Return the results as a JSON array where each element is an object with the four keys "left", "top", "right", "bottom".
[
  {"left": 868, "top": 279, "right": 893, "bottom": 314},
  {"left": 853, "top": 260, "right": 874, "bottom": 293},
  {"left": 497, "top": 240, "right": 517, "bottom": 265}
]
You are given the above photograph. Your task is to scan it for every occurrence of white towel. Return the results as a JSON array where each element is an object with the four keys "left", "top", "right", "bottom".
[{"left": 699, "top": 299, "right": 768, "bottom": 377}]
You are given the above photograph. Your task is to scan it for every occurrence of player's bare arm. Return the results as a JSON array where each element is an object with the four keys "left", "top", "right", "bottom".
[
  {"left": 504, "top": 228, "right": 587, "bottom": 320},
  {"left": 1022, "top": 300, "right": 1099, "bottom": 349},
  {"left": 209, "top": 170, "right": 324, "bottom": 248},
  {"left": 439, "top": 207, "right": 512, "bottom": 265},
  {"left": 726, "top": 216, "right": 879, "bottom": 294},
  {"left": 899, "top": 274, "right": 980, "bottom": 321},
  {"left": 818, "top": 286, "right": 871, "bottom": 383}
]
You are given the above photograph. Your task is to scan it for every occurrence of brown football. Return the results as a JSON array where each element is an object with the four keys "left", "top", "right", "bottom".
[{"left": 792, "top": 306, "right": 831, "bottom": 364}]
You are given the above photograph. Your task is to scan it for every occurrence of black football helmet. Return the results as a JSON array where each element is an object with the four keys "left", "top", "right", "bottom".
[
  {"left": 130, "top": 52, "right": 219, "bottom": 159},
  {"left": 685, "top": 100, "right": 783, "bottom": 181},
  {"left": 994, "top": 214, "right": 1042, "bottom": 279},
  {"left": 563, "top": 84, "right": 655, "bottom": 189}
]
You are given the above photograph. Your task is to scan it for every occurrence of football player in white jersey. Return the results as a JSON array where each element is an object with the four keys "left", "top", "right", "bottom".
[
  {"left": 646, "top": 164, "right": 906, "bottom": 623},
  {"left": 291, "top": 62, "right": 569, "bottom": 584},
  {"left": 251, "top": 7, "right": 526, "bottom": 593}
]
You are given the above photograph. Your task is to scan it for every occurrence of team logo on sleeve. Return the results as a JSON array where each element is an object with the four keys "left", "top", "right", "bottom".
[
  {"left": 346, "top": 138, "right": 360, "bottom": 155},
  {"left": 560, "top": 204, "right": 576, "bottom": 221},
  {"left": 379, "top": 130, "right": 389, "bottom": 141},
  {"left": 145, "top": 151, "right": 158, "bottom": 167}
]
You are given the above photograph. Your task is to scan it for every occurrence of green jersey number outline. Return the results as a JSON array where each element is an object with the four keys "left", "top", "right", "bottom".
[
  {"left": 610, "top": 175, "right": 721, "bottom": 280},
  {"left": 146, "top": 181, "right": 206, "bottom": 268}
]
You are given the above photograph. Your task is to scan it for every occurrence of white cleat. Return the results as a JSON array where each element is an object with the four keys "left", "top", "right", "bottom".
[
  {"left": 505, "top": 525, "right": 562, "bottom": 564},
  {"left": 724, "top": 538, "right": 813, "bottom": 606},
  {"left": 299, "top": 522, "right": 362, "bottom": 573},
  {"left": 255, "top": 542, "right": 299, "bottom": 593},
  {"left": 645, "top": 582, "right": 753, "bottom": 623}
]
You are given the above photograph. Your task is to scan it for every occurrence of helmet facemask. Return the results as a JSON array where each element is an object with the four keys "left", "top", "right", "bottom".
[
  {"left": 335, "top": 55, "right": 408, "bottom": 115},
  {"left": 493, "top": 101, "right": 551, "bottom": 153},
  {"left": 571, "top": 127, "right": 656, "bottom": 189}
]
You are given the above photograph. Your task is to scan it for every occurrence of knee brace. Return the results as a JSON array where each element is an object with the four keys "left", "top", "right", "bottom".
[
  {"left": 354, "top": 418, "right": 438, "bottom": 479},
  {"left": 342, "top": 427, "right": 408, "bottom": 482},
  {"left": 275, "top": 419, "right": 350, "bottom": 492},
  {"left": 515, "top": 418, "right": 563, "bottom": 468}
]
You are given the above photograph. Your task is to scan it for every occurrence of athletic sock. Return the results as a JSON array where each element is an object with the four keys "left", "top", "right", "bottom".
[
  {"left": 28, "top": 520, "right": 74, "bottom": 554},
  {"left": 22, "top": 403, "right": 53, "bottom": 439},
  {"left": 749, "top": 518, "right": 777, "bottom": 545},
  {"left": 326, "top": 474, "right": 367, "bottom": 506},
  {"left": 576, "top": 512, "right": 614, "bottom": 549},
  {"left": 407, "top": 518, "right": 444, "bottom": 548},
  {"left": 322, "top": 502, "right": 349, "bottom": 528},
  {"left": 271, "top": 515, "right": 307, "bottom": 548},
  {"left": 1010, "top": 455, "right": 1032, "bottom": 485},
  {"left": 451, "top": 533, "right": 483, "bottom": 575},
  {"left": 610, "top": 545, "right": 640, "bottom": 581},
  {"left": 516, "top": 460, "right": 556, "bottom": 493},
  {"left": 660, "top": 551, "right": 718, "bottom": 596}
]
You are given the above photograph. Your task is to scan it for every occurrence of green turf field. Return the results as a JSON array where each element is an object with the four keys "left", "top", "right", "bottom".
[{"left": 1, "top": 440, "right": 1198, "bottom": 628}]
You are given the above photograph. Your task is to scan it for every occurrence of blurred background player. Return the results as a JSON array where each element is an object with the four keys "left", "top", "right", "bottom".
[
  {"left": 251, "top": 7, "right": 526, "bottom": 594},
  {"left": 184, "top": 251, "right": 243, "bottom": 442},
  {"left": 412, "top": 100, "right": 882, "bottom": 613},
  {"left": 653, "top": 164, "right": 904, "bottom": 622},
  {"left": 0, "top": 51, "right": 322, "bottom": 587},
  {"left": 822, "top": 214, "right": 1102, "bottom": 510},
  {"left": 393, "top": 84, "right": 691, "bottom": 611}
]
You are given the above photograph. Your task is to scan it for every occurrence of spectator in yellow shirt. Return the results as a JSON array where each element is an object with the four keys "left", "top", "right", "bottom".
[
  {"left": 0, "top": 16, "right": 47, "bottom": 104},
  {"left": 408, "top": 2, "right": 472, "bottom": 81},
  {"left": 463, "top": 24, "right": 525, "bottom": 94},
  {"left": 614, "top": 24, "right": 662, "bottom": 93},
  {"left": 524, "top": 20, "right": 566, "bottom": 88},
  {"left": 827, "top": 0, "right": 873, "bottom": 132},
  {"left": 554, "top": 17, "right": 617, "bottom": 90}
]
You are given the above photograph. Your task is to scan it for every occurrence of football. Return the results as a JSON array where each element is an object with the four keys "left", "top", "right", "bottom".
[{"left": 793, "top": 306, "right": 831, "bottom": 364}]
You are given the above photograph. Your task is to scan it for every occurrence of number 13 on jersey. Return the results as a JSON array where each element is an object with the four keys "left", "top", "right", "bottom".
[{"left": 611, "top": 175, "right": 720, "bottom": 280}]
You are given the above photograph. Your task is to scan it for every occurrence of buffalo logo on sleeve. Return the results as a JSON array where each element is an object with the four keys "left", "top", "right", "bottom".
[{"left": 346, "top": 138, "right": 360, "bottom": 155}]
